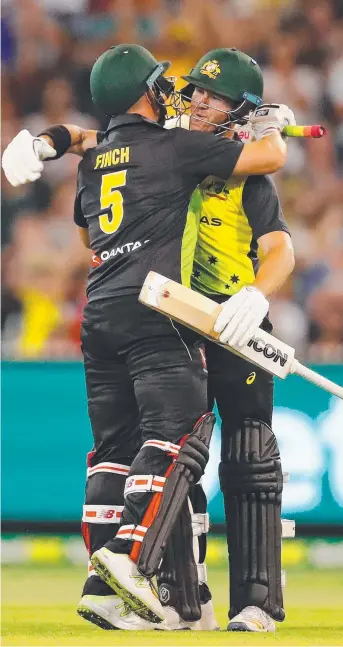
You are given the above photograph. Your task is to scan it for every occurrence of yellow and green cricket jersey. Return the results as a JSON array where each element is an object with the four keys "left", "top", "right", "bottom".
[{"left": 189, "top": 174, "right": 289, "bottom": 297}]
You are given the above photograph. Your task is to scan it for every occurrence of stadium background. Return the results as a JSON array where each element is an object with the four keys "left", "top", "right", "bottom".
[{"left": 1, "top": 0, "right": 343, "bottom": 644}]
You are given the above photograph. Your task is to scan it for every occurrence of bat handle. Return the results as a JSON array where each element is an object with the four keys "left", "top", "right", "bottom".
[
  {"left": 282, "top": 125, "right": 327, "bottom": 138},
  {"left": 292, "top": 360, "right": 343, "bottom": 399}
]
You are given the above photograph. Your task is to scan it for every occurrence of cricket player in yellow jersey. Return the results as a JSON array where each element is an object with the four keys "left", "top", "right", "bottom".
[
  {"left": 177, "top": 48, "right": 295, "bottom": 632},
  {"left": 2, "top": 48, "right": 295, "bottom": 633}
]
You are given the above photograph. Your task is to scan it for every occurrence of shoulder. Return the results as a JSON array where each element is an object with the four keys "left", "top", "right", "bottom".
[
  {"left": 243, "top": 174, "right": 278, "bottom": 195},
  {"left": 243, "top": 174, "right": 279, "bottom": 206},
  {"left": 242, "top": 174, "right": 288, "bottom": 236}
]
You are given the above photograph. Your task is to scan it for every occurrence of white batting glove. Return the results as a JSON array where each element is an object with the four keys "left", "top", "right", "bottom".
[
  {"left": 250, "top": 104, "right": 296, "bottom": 140},
  {"left": 1, "top": 129, "right": 56, "bottom": 187},
  {"left": 235, "top": 122, "right": 255, "bottom": 142},
  {"left": 213, "top": 286, "right": 269, "bottom": 348}
]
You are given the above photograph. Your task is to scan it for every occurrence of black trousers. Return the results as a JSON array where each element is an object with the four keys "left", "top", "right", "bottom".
[
  {"left": 205, "top": 338, "right": 281, "bottom": 619},
  {"left": 205, "top": 339, "right": 274, "bottom": 459},
  {"left": 81, "top": 296, "right": 208, "bottom": 556},
  {"left": 81, "top": 296, "right": 208, "bottom": 461}
]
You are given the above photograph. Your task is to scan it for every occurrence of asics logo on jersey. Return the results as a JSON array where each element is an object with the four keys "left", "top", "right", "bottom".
[{"left": 246, "top": 371, "right": 256, "bottom": 385}]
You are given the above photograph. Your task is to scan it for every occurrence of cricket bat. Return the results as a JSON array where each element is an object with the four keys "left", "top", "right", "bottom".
[{"left": 139, "top": 272, "right": 343, "bottom": 400}]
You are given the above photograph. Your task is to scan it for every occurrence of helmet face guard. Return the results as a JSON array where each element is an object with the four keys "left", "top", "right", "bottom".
[
  {"left": 174, "top": 84, "right": 262, "bottom": 134},
  {"left": 146, "top": 63, "right": 178, "bottom": 126}
]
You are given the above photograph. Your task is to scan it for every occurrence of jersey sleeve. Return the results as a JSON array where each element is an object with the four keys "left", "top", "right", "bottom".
[
  {"left": 96, "top": 131, "right": 106, "bottom": 144},
  {"left": 73, "top": 170, "right": 88, "bottom": 228},
  {"left": 242, "top": 175, "right": 290, "bottom": 240},
  {"left": 174, "top": 130, "right": 243, "bottom": 184}
]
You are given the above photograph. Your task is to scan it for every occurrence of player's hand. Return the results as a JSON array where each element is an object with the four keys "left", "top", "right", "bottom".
[
  {"left": 235, "top": 122, "right": 255, "bottom": 142},
  {"left": 250, "top": 104, "right": 296, "bottom": 140},
  {"left": 213, "top": 286, "right": 269, "bottom": 348},
  {"left": 1, "top": 129, "right": 56, "bottom": 187}
]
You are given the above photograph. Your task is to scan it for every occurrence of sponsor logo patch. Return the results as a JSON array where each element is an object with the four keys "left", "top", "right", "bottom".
[
  {"left": 246, "top": 371, "right": 256, "bottom": 385},
  {"left": 247, "top": 336, "right": 288, "bottom": 366},
  {"left": 255, "top": 108, "right": 269, "bottom": 117},
  {"left": 99, "top": 508, "right": 121, "bottom": 520},
  {"left": 125, "top": 477, "right": 134, "bottom": 490},
  {"left": 159, "top": 586, "right": 170, "bottom": 604},
  {"left": 91, "top": 252, "right": 102, "bottom": 267}
]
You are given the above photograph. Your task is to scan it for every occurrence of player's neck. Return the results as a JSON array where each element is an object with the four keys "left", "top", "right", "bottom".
[
  {"left": 127, "top": 95, "right": 159, "bottom": 123},
  {"left": 224, "top": 125, "right": 235, "bottom": 140}
]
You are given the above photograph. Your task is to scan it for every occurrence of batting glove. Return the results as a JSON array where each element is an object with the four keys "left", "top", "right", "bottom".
[
  {"left": 1, "top": 129, "right": 56, "bottom": 187},
  {"left": 250, "top": 104, "right": 296, "bottom": 140},
  {"left": 213, "top": 286, "right": 269, "bottom": 348}
]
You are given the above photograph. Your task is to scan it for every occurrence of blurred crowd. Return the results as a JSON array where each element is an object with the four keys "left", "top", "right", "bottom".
[{"left": 1, "top": 0, "right": 343, "bottom": 361}]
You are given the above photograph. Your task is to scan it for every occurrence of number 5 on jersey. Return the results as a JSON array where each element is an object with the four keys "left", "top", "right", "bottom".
[{"left": 99, "top": 170, "right": 127, "bottom": 234}]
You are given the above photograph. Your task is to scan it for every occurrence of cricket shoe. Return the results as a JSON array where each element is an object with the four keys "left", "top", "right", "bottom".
[
  {"left": 160, "top": 599, "right": 219, "bottom": 631},
  {"left": 77, "top": 594, "right": 155, "bottom": 630},
  {"left": 227, "top": 605, "right": 276, "bottom": 632},
  {"left": 77, "top": 594, "right": 217, "bottom": 631},
  {"left": 91, "top": 548, "right": 165, "bottom": 624}
]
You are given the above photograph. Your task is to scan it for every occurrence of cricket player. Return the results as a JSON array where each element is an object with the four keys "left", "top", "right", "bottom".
[
  {"left": 2, "top": 44, "right": 294, "bottom": 630},
  {"left": 176, "top": 49, "right": 295, "bottom": 632}
]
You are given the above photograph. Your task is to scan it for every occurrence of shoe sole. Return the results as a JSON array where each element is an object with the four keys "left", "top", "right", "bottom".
[
  {"left": 91, "top": 554, "right": 162, "bottom": 624},
  {"left": 77, "top": 606, "right": 118, "bottom": 630},
  {"left": 227, "top": 622, "right": 253, "bottom": 632}
]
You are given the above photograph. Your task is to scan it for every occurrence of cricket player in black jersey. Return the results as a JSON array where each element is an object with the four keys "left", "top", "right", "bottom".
[{"left": 2, "top": 44, "right": 293, "bottom": 628}]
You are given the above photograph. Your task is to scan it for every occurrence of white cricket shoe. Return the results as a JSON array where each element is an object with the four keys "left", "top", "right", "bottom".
[
  {"left": 196, "top": 599, "right": 220, "bottom": 630},
  {"left": 77, "top": 594, "right": 155, "bottom": 630},
  {"left": 91, "top": 548, "right": 165, "bottom": 624},
  {"left": 160, "top": 599, "right": 220, "bottom": 631},
  {"left": 227, "top": 605, "right": 276, "bottom": 632}
]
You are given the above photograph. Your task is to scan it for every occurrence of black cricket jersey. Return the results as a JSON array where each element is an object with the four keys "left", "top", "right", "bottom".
[{"left": 74, "top": 114, "right": 243, "bottom": 302}]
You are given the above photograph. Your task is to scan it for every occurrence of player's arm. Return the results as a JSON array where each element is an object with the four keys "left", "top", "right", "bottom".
[
  {"left": 2, "top": 125, "right": 99, "bottom": 187},
  {"left": 231, "top": 133, "right": 286, "bottom": 176},
  {"left": 74, "top": 174, "right": 91, "bottom": 248},
  {"left": 243, "top": 174, "right": 295, "bottom": 295},
  {"left": 214, "top": 174, "right": 294, "bottom": 347},
  {"left": 78, "top": 227, "right": 91, "bottom": 248},
  {"left": 40, "top": 124, "right": 98, "bottom": 157},
  {"left": 253, "top": 231, "right": 294, "bottom": 296}
]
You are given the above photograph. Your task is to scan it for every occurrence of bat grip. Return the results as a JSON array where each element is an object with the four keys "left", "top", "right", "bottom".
[
  {"left": 282, "top": 125, "right": 327, "bottom": 138},
  {"left": 292, "top": 360, "right": 343, "bottom": 399}
]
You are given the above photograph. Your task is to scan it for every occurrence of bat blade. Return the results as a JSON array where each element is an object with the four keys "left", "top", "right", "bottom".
[{"left": 139, "top": 272, "right": 295, "bottom": 379}]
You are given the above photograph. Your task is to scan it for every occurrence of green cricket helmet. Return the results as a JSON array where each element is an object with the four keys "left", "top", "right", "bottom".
[
  {"left": 180, "top": 48, "right": 264, "bottom": 127},
  {"left": 90, "top": 44, "right": 173, "bottom": 117}
]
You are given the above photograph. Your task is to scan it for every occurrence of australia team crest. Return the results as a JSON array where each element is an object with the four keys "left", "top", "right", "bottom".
[{"left": 200, "top": 60, "right": 221, "bottom": 79}]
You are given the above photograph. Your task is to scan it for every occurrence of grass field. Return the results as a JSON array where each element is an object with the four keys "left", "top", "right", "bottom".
[{"left": 2, "top": 564, "right": 343, "bottom": 646}]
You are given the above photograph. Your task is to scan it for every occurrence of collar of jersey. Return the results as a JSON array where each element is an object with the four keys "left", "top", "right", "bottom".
[{"left": 106, "top": 114, "right": 163, "bottom": 133}]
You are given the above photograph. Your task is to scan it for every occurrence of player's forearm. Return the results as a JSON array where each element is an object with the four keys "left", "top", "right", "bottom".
[
  {"left": 250, "top": 133, "right": 287, "bottom": 174},
  {"left": 258, "top": 133, "right": 287, "bottom": 172},
  {"left": 40, "top": 125, "right": 97, "bottom": 157},
  {"left": 252, "top": 243, "right": 295, "bottom": 297},
  {"left": 233, "top": 133, "right": 287, "bottom": 175}
]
